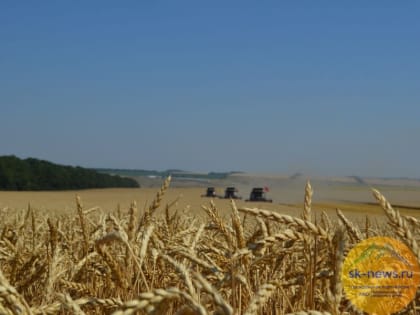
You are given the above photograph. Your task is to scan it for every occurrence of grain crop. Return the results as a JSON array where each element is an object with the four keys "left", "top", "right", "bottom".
[{"left": 0, "top": 177, "right": 419, "bottom": 314}]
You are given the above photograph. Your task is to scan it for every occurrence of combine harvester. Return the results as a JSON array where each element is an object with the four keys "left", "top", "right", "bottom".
[
  {"left": 201, "top": 187, "right": 217, "bottom": 198},
  {"left": 221, "top": 187, "right": 242, "bottom": 200},
  {"left": 246, "top": 187, "right": 272, "bottom": 203}
]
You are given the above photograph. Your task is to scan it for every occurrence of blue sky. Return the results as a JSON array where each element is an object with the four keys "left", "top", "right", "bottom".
[{"left": 1, "top": 2, "right": 419, "bottom": 177}]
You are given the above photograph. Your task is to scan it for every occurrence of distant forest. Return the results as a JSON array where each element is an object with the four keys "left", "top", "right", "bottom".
[{"left": 0, "top": 156, "right": 139, "bottom": 190}]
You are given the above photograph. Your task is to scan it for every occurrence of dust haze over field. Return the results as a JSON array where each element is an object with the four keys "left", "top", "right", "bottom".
[{"left": 135, "top": 172, "right": 420, "bottom": 206}]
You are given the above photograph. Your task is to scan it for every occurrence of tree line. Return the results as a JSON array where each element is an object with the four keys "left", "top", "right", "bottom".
[{"left": 0, "top": 155, "right": 139, "bottom": 190}]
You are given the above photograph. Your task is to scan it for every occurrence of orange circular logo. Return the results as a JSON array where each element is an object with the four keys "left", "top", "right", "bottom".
[{"left": 342, "top": 237, "right": 420, "bottom": 315}]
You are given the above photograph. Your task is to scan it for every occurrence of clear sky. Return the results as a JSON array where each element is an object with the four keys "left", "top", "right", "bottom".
[{"left": 1, "top": 2, "right": 419, "bottom": 178}]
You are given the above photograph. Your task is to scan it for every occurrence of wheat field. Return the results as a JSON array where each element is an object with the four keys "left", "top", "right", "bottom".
[{"left": 1, "top": 177, "right": 420, "bottom": 314}]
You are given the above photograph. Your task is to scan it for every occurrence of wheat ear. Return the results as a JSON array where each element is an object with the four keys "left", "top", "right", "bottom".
[
  {"left": 302, "top": 180, "right": 313, "bottom": 221},
  {"left": 372, "top": 188, "right": 420, "bottom": 261},
  {"left": 239, "top": 207, "right": 329, "bottom": 239},
  {"left": 336, "top": 209, "right": 362, "bottom": 242}
]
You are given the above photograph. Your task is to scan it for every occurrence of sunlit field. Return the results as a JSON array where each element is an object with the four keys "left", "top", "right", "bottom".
[{"left": 1, "top": 177, "right": 420, "bottom": 314}]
